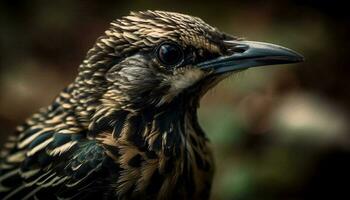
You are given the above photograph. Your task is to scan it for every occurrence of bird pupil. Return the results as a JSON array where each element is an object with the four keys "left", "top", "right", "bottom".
[{"left": 158, "top": 43, "right": 183, "bottom": 67}]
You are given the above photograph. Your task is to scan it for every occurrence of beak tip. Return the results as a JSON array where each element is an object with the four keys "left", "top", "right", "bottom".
[
  {"left": 298, "top": 54, "right": 305, "bottom": 62},
  {"left": 291, "top": 53, "right": 305, "bottom": 63},
  {"left": 285, "top": 47, "right": 304, "bottom": 63}
]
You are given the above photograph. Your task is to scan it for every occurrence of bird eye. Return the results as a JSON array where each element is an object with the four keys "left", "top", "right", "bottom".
[{"left": 156, "top": 42, "right": 184, "bottom": 67}]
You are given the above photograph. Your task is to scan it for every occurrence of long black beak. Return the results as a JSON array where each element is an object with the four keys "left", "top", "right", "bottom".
[{"left": 198, "top": 40, "right": 304, "bottom": 74}]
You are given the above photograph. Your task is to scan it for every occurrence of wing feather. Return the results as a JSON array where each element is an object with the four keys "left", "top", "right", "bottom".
[{"left": 0, "top": 127, "right": 112, "bottom": 200}]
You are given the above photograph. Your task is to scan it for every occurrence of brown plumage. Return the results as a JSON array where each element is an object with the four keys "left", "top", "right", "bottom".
[{"left": 0, "top": 10, "right": 303, "bottom": 200}]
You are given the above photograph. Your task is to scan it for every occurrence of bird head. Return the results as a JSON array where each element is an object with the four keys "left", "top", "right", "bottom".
[{"left": 77, "top": 10, "right": 303, "bottom": 115}]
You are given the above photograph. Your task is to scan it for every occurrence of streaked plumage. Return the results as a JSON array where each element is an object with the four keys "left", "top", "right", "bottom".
[{"left": 0, "top": 10, "right": 303, "bottom": 200}]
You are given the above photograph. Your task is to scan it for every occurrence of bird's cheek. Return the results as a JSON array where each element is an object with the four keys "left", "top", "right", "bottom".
[{"left": 158, "top": 68, "right": 206, "bottom": 104}]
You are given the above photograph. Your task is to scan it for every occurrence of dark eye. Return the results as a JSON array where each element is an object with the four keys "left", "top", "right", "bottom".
[{"left": 156, "top": 42, "right": 184, "bottom": 67}]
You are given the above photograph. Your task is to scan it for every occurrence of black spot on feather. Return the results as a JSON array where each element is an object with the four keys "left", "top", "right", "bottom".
[
  {"left": 145, "top": 150, "right": 158, "bottom": 159},
  {"left": 146, "top": 169, "right": 164, "bottom": 194},
  {"left": 128, "top": 154, "right": 143, "bottom": 168},
  {"left": 126, "top": 116, "right": 146, "bottom": 149}
]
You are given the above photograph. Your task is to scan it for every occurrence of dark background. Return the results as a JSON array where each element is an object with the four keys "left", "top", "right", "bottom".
[{"left": 1, "top": 1, "right": 350, "bottom": 199}]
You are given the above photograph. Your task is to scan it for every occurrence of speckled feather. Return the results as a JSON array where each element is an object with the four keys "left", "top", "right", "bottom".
[{"left": 0, "top": 10, "right": 239, "bottom": 200}]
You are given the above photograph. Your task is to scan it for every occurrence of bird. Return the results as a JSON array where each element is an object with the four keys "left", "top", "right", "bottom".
[{"left": 0, "top": 10, "right": 303, "bottom": 200}]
